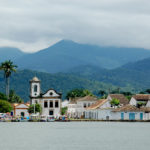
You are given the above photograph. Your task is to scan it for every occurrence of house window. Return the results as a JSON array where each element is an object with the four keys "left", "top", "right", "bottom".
[
  {"left": 34, "top": 85, "right": 38, "bottom": 92},
  {"left": 44, "top": 101, "right": 48, "bottom": 108},
  {"left": 88, "top": 103, "right": 90, "bottom": 107},
  {"left": 84, "top": 103, "right": 86, "bottom": 108},
  {"left": 50, "top": 101, "right": 53, "bottom": 108},
  {"left": 49, "top": 110, "right": 54, "bottom": 115},
  {"left": 55, "top": 101, "right": 59, "bottom": 108}
]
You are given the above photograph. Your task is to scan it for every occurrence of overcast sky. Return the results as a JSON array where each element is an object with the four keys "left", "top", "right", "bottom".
[{"left": 0, "top": 0, "right": 150, "bottom": 52}]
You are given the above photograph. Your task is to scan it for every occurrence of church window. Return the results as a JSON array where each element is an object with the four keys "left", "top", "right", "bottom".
[
  {"left": 34, "top": 85, "right": 38, "bottom": 92},
  {"left": 44, "top": 101, "right": 48, "bottom": 108},
  {"left": 50, "top": 92, "right": 53, "bottom": 96},
  {"left": 50, "top": 101, "right": 53, "bottom": 108},
  {"left": 55, "top": 101, "right": 59, "bottom": 108}
]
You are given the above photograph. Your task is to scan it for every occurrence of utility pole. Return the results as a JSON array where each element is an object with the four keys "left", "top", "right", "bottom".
[{"left": 34, "top": 103, "right": 35, "bottom": 114}]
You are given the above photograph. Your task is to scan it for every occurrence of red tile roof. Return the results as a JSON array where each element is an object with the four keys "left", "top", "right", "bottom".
[
  {"left": 109, "top": 94, "right": 129, "bottom": 105},
  {"left": 86, "top": 99, "right": 107, "bottom": 110},
  {"left": 133, "top": 94, "right": 150, "bottom": 101}
]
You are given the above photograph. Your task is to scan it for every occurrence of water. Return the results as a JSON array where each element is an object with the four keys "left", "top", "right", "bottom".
[{"left": 0, "top": 122, "right": 150, "bottom": 150}]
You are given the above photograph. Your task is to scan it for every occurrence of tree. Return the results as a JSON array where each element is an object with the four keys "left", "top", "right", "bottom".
[
  {"left": 137, "top": 102, "right": 146, "bottom": 108},
  {"left": 66, "top": 89, "right": 93, "bottom": 100},
  {"left": 98, "top": 90, "right": 107, "bottom": 97},
  {"left": 110, "top": 98, "right": 120, "bottom": 107},
  {"left": 9, "top": 90, "right": 23, "bottom": 103},
  {"left": 28, "top": 104, "right": 42, "bottom": 114},
  {"left": 145, "top": 89, "right": 150, "bottom": 94},
  {"left": 0, "top": 92, "right": 7, "bottom": 100},
  {"left": 0, "top": 100, "right": 12, "bottom": 113},
  {"left": 61, "top": 107, "right": 68, "bottom": 115},
  {"left": 0, "top": 60, "right": 17, "bottom": 99}
]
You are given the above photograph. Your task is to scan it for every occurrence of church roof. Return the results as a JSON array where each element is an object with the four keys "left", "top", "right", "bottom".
[{"left": 30, "top": 76, "right": 40, "bottom": 82}]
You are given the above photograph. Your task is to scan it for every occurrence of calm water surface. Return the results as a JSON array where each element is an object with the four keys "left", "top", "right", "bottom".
[{"left": 0, "top": 122, "right": 150, "bottom": 150}]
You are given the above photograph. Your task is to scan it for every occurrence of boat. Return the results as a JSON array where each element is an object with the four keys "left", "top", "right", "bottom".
[
  {"left": 40, "top": 115, "right": 47, "bottom": 122},
  {"left": 29, "top": 114, "right": 40, "bottom": 122},
  {"left": 47, "top": 116, "right": 55, "bottom": 122}
]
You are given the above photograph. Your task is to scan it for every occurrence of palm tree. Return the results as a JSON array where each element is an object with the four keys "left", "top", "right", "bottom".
[{"left": 0, "top": 60, "right": 17, "bottom": 99}]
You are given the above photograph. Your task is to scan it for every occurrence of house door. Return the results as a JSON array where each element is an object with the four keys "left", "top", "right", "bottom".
[
  {"left": 11, "top": 112, "right": 13, "bottom": 116},
  {"left": 121, "top": 112, "right": 124, "bottom": 120},
  {"left": 140, "top": 113, "right": 143, "bottom": 120},
  {"left": 129, "top": 113, "right": 135, "bottom": 120},
  {"left": 21, "top": 112, "right": 25, "bottom": 117}
]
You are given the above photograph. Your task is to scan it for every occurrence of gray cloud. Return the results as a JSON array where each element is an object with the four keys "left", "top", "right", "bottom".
[{"left": 0, "top": 0, "right": 150, "bottom": 52}]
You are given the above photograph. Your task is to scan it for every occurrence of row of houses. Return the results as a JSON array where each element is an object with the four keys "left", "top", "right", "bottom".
[
  {"left": 67, "top": 94, "right": 150, "bottom": 121},
  {"left": 8, "top": 76, "right": 150, "bottom": 121}
]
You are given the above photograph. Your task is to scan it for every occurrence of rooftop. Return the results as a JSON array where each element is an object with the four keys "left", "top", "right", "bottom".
[
  {"left": 30, "top": 76, "right": 40, "bottom": 82},
  {"left": 86, "top": 99, "right": 107, "bottom": 110},
  {"left": 108, "top": 94, "right": 129, "bottom": 105},
  {"left": 133, "top": 94, "right": 150, "bottom": 101},
  {"left": 76, "top": 95, "right": 98, "bottom": 102},
  {"left": 113, "top": 104, "right": 150, "bottom": 112}
]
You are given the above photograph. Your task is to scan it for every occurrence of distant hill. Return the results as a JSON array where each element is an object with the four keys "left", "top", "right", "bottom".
[
  {"left": 122, "top": 57, "right": 150, "bottom": 73},
  {"left": 14, "top": 40, "right": 150, "bottom": 73},
  {"left": 66, "top": 64, "right": 150, "bottom": 91},
  {"left": 0, "top": 47, "right": 26, "bottom": 62}
]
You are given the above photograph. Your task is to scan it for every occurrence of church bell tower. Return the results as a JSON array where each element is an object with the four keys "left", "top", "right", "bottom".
[{"left": 30, "top": 76, "right": 41, "bottom": 98}]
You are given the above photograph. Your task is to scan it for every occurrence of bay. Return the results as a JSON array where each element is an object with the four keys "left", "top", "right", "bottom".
[{"left": 0, "top": 122, "right": 149, "bottom": 150}]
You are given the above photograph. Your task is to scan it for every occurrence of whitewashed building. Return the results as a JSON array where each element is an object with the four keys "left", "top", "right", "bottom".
[
  {"left": 30, "top": 77, "right": 62, "bottom": 118},
  {"left": 85, "top": 99, "right": 112, "bottom": 120},
  {"left": 12, "top": 103, "right": 30, "bottom": 117},
  {"left": 67, "top": 96, "right": 98, "bottom": 118},
  {"left": 85, "top": 100, "right": 150, "bottom": 121},
  {"left": 130, "top": 94, "right": 150, "bottom": 107},
  {"left": 112, "top": 105, "right": 150, "bottom": 120}
]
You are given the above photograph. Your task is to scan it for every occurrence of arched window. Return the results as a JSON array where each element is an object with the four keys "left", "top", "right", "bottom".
[{"left": 34, "top": 85, "right": 38, "bottom": 92}]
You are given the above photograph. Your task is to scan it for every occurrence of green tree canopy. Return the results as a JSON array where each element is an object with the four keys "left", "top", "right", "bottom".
[
  {"left": 9, "top": 90, "right": 23, "bottom": 103},
  {"left": 137, "top": 102, "right": 146, "bottom": 108},
  {"left": 110, "top": 98, "right": 120, "bottom": 107},
  {"left": 145, "top": 89, "right": 150, "bottom": 94},
  {"left": 28, "top": 104, "right": 42, "bottom": 114},
  {"left": 66, "top": 89, "right": 93, "bottom": 100},
  {"left": 0, "top": 100, "right": 12, "bottom": 113},
  {"left": 0, "top": 92, "right": 7, "bottom": 100},
  {"left": 61, "top": 107, "right": 68, "bottom": 115}
]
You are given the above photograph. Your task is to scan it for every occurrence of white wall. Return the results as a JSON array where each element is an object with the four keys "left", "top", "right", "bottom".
[
  {"left": 85, "top": 109, "right": 150, "bottom": 120},
  {"left": 15, "top": 109, "right": 29, "bottom": 117},
  {"left": 41, "top": 98, "right": 61, "bottom": 117},
  {"left": 129, "top": 97, "right": 137, "bottom": 106}
]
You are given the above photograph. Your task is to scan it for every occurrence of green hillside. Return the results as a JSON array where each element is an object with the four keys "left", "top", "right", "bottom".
[{"left": 0, "top": 69, "right": 116, "bottom": 102}]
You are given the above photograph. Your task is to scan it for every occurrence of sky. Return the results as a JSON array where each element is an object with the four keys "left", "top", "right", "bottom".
[{"left": 0, "top": 0, "right": 150, "bottom": 52}]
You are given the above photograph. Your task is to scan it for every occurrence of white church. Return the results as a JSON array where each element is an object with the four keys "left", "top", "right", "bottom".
[{"left": 30, "top": 77, "right": 62, "bottom": 118}]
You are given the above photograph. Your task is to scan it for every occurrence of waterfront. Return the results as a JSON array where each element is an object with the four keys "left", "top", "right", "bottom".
[{"left": 0, "top": 122, "right": 150, "bottom": 150}]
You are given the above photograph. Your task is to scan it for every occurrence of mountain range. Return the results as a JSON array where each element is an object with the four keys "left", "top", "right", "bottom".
[
  {"left": 0, "top": 40, "right": 150, "bottom": 101},
  {"left": 1, "top": 40, "right": 150, "bottom": 73}
]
